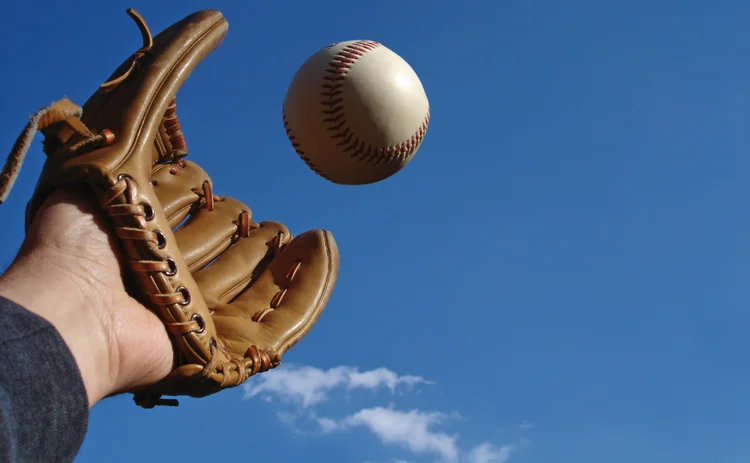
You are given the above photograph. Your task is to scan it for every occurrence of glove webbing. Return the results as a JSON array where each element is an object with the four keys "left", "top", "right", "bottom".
[{"left": 0, "top": 8, "right": 185, "bottom": 205}]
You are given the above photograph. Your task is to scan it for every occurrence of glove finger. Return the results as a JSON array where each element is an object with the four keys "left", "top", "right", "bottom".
[
  {"left": 192, "top": 220, "right": 290, "bottom": 309},
  {"left": 212, "top": 229, "right": 339, "bottom": 358},
  {"left": 172, "top": 196, "right": 250, "bottom": 272},
  {"left": 151, "top": 160, "right": 211, "bottom": 228}
]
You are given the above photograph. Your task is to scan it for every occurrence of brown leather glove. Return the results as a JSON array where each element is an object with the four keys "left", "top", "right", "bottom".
[{"left": 0, "top": 8, "right": 339, "bottom": 408}]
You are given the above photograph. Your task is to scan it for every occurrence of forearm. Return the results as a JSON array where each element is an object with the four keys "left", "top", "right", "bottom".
[
  {"left": 0, "top": 246, "right": 114, "bottom": 407},
  {"left": 0, "top": 296, "right": 89, "bottom": 462}
]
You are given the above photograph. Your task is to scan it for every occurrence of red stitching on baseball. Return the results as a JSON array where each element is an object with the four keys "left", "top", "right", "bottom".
[
  {"left": 283, "top": 113, "right": 331, "bottom": 180},
  {"left": 283, "top": 40, "right": 430, "bottom": 179},
  {"left": 320, "top": 40, "right": 429, "bottom": 166}
]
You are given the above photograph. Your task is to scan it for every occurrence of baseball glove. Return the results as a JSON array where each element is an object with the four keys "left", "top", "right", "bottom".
[{"left": 0, "top": 8, "right": 339, "bottom": 408}]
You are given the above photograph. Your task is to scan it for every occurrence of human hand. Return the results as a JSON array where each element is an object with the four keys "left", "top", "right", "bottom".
[{"left": 0, "top": 185, "right": 174, "bottom": 407}]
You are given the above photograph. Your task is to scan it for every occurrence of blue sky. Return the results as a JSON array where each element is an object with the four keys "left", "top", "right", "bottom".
[{"left": 2, "top": 0, "right": 750, "bottom": 462}]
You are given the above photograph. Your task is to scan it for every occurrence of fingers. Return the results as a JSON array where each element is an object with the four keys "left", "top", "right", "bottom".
[
  {"left": 172, "top": 196, "right": 256, "bottom": 272},
  {"left": 150, "top": 160, "right": 210, "bottom": 228},
  {"left": 149, "top": 158, "right": 339, "bottom": 370},
  {"left": 212, "top": 229, "right": 339, "bottom": 358},
  {"left": 192, "top": 221, "right": 290, "bottom": 308}
]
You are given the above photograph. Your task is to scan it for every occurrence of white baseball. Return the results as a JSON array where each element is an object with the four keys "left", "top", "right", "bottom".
[{"left": 282, "top": 40, "right": 430, "bottom": 185}]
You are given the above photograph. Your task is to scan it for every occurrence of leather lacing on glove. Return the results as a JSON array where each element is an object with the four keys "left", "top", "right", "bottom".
[{"left": 0, "top": 8, "right": 310, "bottom": 409}]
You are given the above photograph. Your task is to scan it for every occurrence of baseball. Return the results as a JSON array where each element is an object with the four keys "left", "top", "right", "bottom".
[{"left": 282, "top": 40, "right": 430, "bottom": 185}]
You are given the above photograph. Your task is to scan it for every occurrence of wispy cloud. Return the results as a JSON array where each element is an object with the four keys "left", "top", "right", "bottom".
[
  {"left": 319, "top": 406, "right": 513, "bottom": 463},
  {"left": 466, "top": 443, "right": 514, "bottom": 463},
  {"left": 319, "top": 406, "right": 458, "bottom": 461},
  {"left": 243, "top": 364, "right": 432, "bottom": 407},
  {"left": 244, "top": 365, "right": 522, "bottom": 463},
  {"left": 519, "top": 421, "right": 533, "bottom": 431}
]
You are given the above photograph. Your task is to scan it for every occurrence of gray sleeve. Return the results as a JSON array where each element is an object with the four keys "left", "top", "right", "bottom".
[{"left": 0, "top": 296, "right": 89, "bottom": 462}]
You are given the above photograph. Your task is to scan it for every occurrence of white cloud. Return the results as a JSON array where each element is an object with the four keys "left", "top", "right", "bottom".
[
  {"left": 243, "top": 365, "right": 432, "bottom": 407},
  {"left": 349, "top": 368, "right": 428, "bottom": 391},
  {"left": 466, "top": 442, "right": 514, "bottom": 463},
  {"left": 244, "top": 364, "right": 522, "bottom": 463},
  {"left": 319, "top": 406, "right": 514, "bottom": 463},
  {"left": 327, "top": 407, "right": 459, "bottom": 462},
  {"left": 317, "top": 416, "right": 341, "bottom": 433}
]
